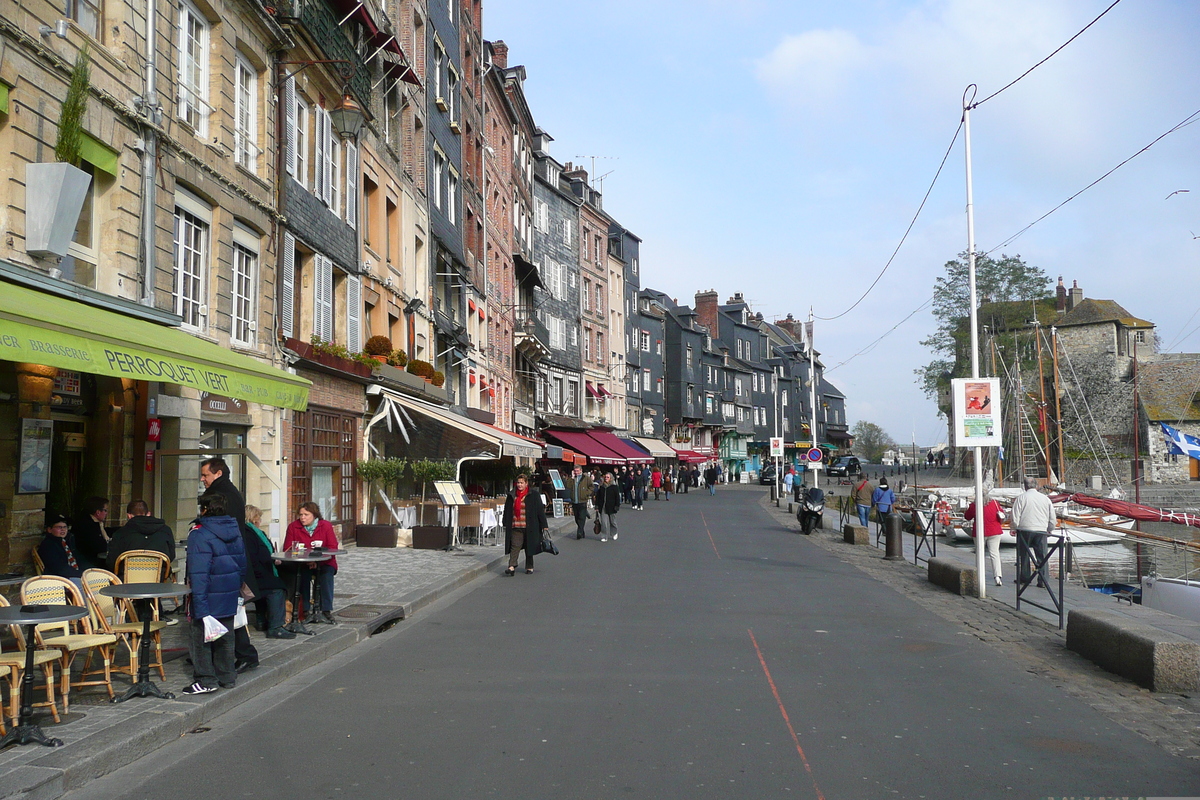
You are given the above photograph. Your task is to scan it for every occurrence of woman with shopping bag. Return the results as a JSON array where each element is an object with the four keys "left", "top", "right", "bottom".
[{"left": 183, "top": 491, "right": 247, "bottom": 695}]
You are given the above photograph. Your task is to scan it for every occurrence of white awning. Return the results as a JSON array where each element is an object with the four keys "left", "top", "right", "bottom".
[
  {"left": 367, "top": 387, "right": 543, "bottom": 460},
  {"left": 633, "top": 436, "right": 678, "bottom": 459}
]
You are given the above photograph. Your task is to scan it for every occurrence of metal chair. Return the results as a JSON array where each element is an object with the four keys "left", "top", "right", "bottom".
[
  {"left": 0, "top": 594, "right": 65, "bottom": 730},
  {"left": 20, "top": 576, "right": 117, "bottom": 712},
  {"left": 81, "top": 569, "right": 168, "bottom": 681}
]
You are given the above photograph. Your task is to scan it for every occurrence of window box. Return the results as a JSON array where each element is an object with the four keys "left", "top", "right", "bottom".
[
  {"left": 449, "top": 120, "right": 461, "bottom": 135},
  {"left": 435, "top": 96, "right": 448, "bottom": 112},
  {"left": 285, "top": 336, "right": 373, "bottom": 378},
  {"left": 24, "top": 162, "right": 92, "bottom": 258}
]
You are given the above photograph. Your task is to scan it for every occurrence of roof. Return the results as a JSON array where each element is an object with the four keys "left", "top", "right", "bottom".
[
  {"left": 1057, "top": 298, "right": 1153, "bottom": 329},
  {"left": 1138, "top": 357, "right": 1200, "bottom": 422}
]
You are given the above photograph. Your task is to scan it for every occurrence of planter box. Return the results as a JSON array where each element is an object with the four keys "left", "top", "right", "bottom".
[
  {"left": 285, "top": 337, "right": 373, "bottom": 379},
  {"left": 25, "top": 162, "right": 92, "bottom": 258},
  {"left": 412, "top": 525, "right": 451, "bottom": 549},
  {"left": 372, "top": 362, "right": 451, "bottom": 403},
  {"left": 355, "top": 524, "right": 399, "bottom": 548}
]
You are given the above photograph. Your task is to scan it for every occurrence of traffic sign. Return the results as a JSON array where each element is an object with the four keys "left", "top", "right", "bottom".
[{"left": 807, "top": 448, "right": 823, "bottom": 463}]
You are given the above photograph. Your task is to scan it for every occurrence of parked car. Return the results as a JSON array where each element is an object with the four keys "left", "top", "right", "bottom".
[
  {"left": 827, "top": 456, "right": 862, "bottom": 477},
  {"left": 758, "top": 464, "right": 777, "bottom": 484}
]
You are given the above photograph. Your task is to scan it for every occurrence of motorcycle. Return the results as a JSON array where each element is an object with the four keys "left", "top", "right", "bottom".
[{"left": 797, "top": 487, "right": 825, "bottom": 535}]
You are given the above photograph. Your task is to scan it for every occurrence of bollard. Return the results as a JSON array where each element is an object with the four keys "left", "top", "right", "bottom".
[
  {"left": 770, "top": 484, "right": 777, "bottom": 503},
  {"left": 884, "top": 512, "right": 904, "bottom": 560}
]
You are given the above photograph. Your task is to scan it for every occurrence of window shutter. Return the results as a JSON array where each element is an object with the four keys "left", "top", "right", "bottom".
[
  {"left": 280, "top": 232, "right": 295, "bottom": 338},
  {"left": 322, "top": 112, "right": 333, "bottom": 206},
  {"left": 346, "top": 274, "right": 362, "bottom": 353},
  {"left": 345, "top": 142, "right": 358, "bottom": 229},
  {"left": 314, "top": 108, "right": 329, "bottom": 203},
  {"left": 284, "top": 78, "right": 297, "bottom": 177},
  {"left": 315, "top": 254, "right": 333, "bottom": 341}
]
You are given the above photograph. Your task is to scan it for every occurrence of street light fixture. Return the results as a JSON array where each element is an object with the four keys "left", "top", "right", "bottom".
[{"left": 329, "top": 94, "right": 366, "bottom": 140}]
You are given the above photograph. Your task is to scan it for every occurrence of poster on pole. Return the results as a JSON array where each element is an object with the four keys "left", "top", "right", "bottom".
[
  {"left": 769, "top": 437, "right": 784, "bottom": 457},
  {"left": 951, "top": 377, "right": 1001, "bottom": 447}
]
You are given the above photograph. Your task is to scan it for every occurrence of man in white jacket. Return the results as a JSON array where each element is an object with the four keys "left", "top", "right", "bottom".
[{"left": 1009, "top": 476, "right": 1056, "bottom": 587}]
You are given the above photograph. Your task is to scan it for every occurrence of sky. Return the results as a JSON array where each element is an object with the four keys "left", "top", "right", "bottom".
[{"left": 483, "top": 0, "right": 1200, "bottom": 447}]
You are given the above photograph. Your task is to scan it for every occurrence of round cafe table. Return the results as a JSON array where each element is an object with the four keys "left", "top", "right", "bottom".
[
  {"left": 99, "top": 583, "right": 190, "bottom": 702},
  {"left": 274, "top": 552, "right": 332, "bottom": 635},
  {"left": 0, "top": 604, "right": 87, "bottom": 749}
]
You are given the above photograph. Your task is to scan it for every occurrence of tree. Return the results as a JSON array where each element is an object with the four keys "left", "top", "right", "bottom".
[
  {"left": 851, "top": 421, "right": 896, "bottom": 463},
  {"left": 915, "top": 252, "right": 1052, "bottom": 403}
]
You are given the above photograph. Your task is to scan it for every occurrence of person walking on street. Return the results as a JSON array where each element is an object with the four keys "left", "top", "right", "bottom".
[
  {"left": 966, "top": 493, "right": 1006, "bottom": 587},
  {"left": 782, "top": 468, "right": 794, "bottom": 501},
  {"left": 852, "top": 475, "right": 875, "bottom": 529},
  {"left": 704, "top": 465, "right": 717, "bottom": 496},
  {"left": 677, "top": 465, "right": 689, "bottom": 494},
  {"left": 502, "top": 474, "right": 546, "bottom": 575},
  {"left": 663, "top": 467, "right": 673, "bottom": 501},
  {"left": 183, "top": 491, "right": 246, "bottom": 694},
  {"left": 650, "top": 467, "right": 663, "bottom": 500},
  {"left": 871, "top": 478, "right": 895, "bottom": 537},
  {"left": 1010, "top": 476, "right": 1056, "bottom": 587},
  {"left": 618, "top": 467, "right": 633, "bottom": 506},
  {"left": 632, "top": 466, "right": 647, "bottom": 510},
  {"left": 593, "top": 471, "right": 622, "bottom": 542},
  {"left": 563, "top": 465, "right": 594, "bottom": 540}
]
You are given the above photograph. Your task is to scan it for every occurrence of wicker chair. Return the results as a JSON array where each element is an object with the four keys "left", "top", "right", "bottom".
[
  {"left": 0, "top": 595, "right": 64, "bottom": 727},
  {"left": 30, "top": 547, "right": 45, "bottom": 575},
  {"left": 81, "top": 569, "right": 168, "bottom": 681},
  {"left": 20, "top": 576, "right": 118, "bottom": 711},
  {"left": 114, "top": 549, "right": 174, "bottom": 617}
]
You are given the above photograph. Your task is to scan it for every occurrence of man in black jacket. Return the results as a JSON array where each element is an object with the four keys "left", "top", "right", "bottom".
[
  {"left": 592, "top": 472, "right": 621, "bottom": 543},
  {"left": 200, "top": 458, "right": 246, "bottom": 529},
  {"left": 107, "top": 500, "right": 175, "bottom": 571}
]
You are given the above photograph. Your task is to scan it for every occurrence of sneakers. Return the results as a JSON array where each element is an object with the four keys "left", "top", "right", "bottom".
[
  {"left": 182, "top": 682, "right": 217, "bottom": 695},
  {"left": 995, "top": 577, "right": 1003, "bottom": 587},
  {"left": 612, "top": 533, "right": 618, "bottom": 540},
  {"left": 600, "top": 537, "right": 608, "bottom": 542}
]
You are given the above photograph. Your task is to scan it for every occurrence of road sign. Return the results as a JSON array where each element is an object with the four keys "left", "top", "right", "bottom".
[
  {"left": 769, "top": 437, "right": 784, "bottom": 457},
  {"left": 807, "top": 448, "right": 823, "bottom": 463}
]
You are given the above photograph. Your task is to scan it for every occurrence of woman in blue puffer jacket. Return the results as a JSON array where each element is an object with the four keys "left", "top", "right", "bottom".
[{"left": 183, "top": 491, "right": 247, "bottom": 695}]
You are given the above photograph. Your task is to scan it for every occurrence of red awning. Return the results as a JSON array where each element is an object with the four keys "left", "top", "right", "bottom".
[
  {"left": 588, "top": 430, "right": 652, "bottom": 464},
  {"left": 329, "top": 0, "right": 421, "bottom": 86},
  {"left": 597, "top": 384, "right": 613, "bottom": 398},
  {"left": 543, "top": 429, "right": 626, "bottom": 466},
  {"left": 672, "top": 448, "right": 708, "bottom": 464},
  {"left": 585, "top": 381, "right": 601, "bottom": 398}
]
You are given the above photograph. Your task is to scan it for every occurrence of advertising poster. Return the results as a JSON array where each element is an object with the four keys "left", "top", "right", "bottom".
[
  {"left": 951, "top": 377, "right": 1001, "bottom": 448},
  {"left": 18, "top": 418, "right": 53, "bottom": 493}
]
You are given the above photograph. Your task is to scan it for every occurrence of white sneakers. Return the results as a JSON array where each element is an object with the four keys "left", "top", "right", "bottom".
[
  {"left": 612, "top": 533, "right": 618, "bottom": 540},
  {"left": 995, "top": 576, "right": 1003, "bottom": 586}
]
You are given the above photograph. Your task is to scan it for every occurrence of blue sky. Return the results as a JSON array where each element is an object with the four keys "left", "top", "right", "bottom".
[{"left": 484, "top": 0, "right": 1200, "bottom": 447}]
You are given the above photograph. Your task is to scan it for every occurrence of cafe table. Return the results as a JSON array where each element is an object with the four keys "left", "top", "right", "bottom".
[
  {"left": 274, "top": 551, "right": 332, "bottom": 635},
  {"left": 0, "top": 603, "right": 87, "bottom": 748},
  {"left": 99, "top": 583, "right": 190, "bottom": 702}
]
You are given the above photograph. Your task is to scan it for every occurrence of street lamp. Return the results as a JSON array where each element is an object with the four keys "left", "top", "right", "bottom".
[{"left": 329, "top": 94, "right": 366, "bottom": 140}]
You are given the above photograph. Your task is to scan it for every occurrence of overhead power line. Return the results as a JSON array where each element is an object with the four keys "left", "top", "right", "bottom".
[
  {"left": 825, "top": 294, "right": 935, "bottom": 373},
  {"left": 969, "top": 0, "right": 1124, "bottom": 110}
]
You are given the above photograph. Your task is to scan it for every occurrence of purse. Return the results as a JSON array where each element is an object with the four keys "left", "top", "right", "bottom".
[
  {"left": 593, "top": 518, "right": 602, "bottom": 536},
  {"left": 541, "top": 530, "right": 559, "bottom": 555}
]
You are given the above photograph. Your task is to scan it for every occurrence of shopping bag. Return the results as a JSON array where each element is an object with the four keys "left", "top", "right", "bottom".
[
  {"left": 202, "top": 615, "right": 229, "bottom": 642},
  {"left": 233, "top": 597, "right": 248, "bottom": 629}
]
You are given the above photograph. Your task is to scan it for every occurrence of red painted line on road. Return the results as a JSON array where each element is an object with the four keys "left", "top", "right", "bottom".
[
  {"left": 700, "top": 511, "right": 721, "bottom": 559},
  {"left": 748, "top": 628, "right": 825, "bottom": 800}
]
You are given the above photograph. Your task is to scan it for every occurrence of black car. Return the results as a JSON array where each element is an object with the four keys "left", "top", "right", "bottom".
[
  {"left": 827, "top": 456, "right": 862, "bottom": 477},
  {"left": 758, "top": 464, "right": 777, "bottom": 484}
]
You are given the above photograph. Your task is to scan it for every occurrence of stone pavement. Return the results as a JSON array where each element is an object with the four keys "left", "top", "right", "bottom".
[
  {"left": 758, "top": 487, "right": 1200, "bottom": 762},
  {"left": 0, "top": 514, "right": 575, "bottom": 800}
]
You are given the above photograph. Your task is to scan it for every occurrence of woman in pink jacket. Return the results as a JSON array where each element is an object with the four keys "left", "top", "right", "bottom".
[{"left": 283, "top": 502, "right": 339, "bottom": 624}]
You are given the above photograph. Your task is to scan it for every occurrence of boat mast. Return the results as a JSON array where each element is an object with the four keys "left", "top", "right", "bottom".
[
  {"left": 1132, "top": 335, "right": 1143, "bottom": 584},
  {"left": 1051, "top": 326, "right": 1065, "bottom": 486},
  {"left": 1034, "top": 320, "right": 1054, "bottom": 484}
]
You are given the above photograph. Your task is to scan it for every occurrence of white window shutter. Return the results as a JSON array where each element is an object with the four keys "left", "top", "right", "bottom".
[
  {"left": 345, "top": 142, "right": 358, "bottom": 229},
  {"left": 314, "top": 108, "right": 328, "bottom": 203},
  {"left": 315, "top": 254, "right": 333, "bottom": 341},
  {"left": 346, "top": 274, "right": 362, "bottom": 353},
  {"left": 284, "top": 78, "right": 297, "bottom": 178},
  {"left": 322, "top": 112, "right": 333, "bottom": 206},
  {"left": 280, "top": 232, "right": 295, "bottom": 337}
]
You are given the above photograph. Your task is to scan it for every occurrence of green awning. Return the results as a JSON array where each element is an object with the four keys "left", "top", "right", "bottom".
[
  {"left": 0, "top": 282, "right": 310, "bottom": 410},
  {"left": 0, "top": 81, "right": 9, "bottom": 115},
  {"left": 79, "top": 132, "right": 119, "bottom": 176}
]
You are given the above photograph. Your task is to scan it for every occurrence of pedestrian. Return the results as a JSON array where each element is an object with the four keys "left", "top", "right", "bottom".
[
  {"left": 651, "top": 467, "right": 663, "bottom": 500},
  {"left": 245, "top": 505, "right": 293, "bottom": 639},
  {"left": 871, "top": 477, "right": 895, "bottom": 536},
  {"left": 632, "top": 465, "right": 647, "bottom": 510},
  {"left": 563, "top": 464, "right": 594, "bottom": 540},
  {"left": 502, "top": 474, "right": 546, "bottom": 575},
  {"left": 283, "top": 503, "right": 339, "bottom": 624},
  {"left": 1010, "top": 476, "right": 1055, "bottom": 588},
  {"left": 593, "top": 471, "right": 621, "bottom": 542},
  {"left": 677, "top": 464, "right": 688, "bottom": 494},
  {"left": 782, "top": 468, "right": 794, "bottom": 500},
  {"left": 73, "top": 495, "right": 111, "bottom": 570},
  {"left": 107, "top": 499, "right": 175, "bottom": 572},
  {"left": 37, "top": 513, "right": 84, "bottom": 592},
  {"left": 618, "top": 467, "right": 633, "bottom": 505},
  {"left": 966, "top": 493, "right": 1006, "bottom": 587},
  {"left": 183, "top": 491, "right": 246, "bottom": 695},
  {"left": 200, "top": 457, "right": 246, "bottom": 529},
  {"left": 663, "top": 467, "right": 673, "bottom": 501},
  {"left": 704, "top": 465, "right": 717, "bottom": 496},
  {"left": 852, "top": 475, "right": 875, "bottom": 528}
]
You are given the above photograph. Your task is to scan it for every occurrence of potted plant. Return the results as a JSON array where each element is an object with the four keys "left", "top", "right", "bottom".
[
  {"left": 387, "top": 349, "right": 408, "bottom": 368},
  {"left": 406, "top": 359, "right": 435, "bottom": 382},
  {"left": 409, "top": 458, "right": 456, "bottom": 546},
  {"left": 26, "top": 46, "right": 95, "bottom": 259},
  {"left": 355, "top": 457, "right": 408, "bottom": 546},
  {"left": 363, "top": 335, "right": 393, "bottom": 363},
  {"left": 431, "top": 370, "right": 445, "bottom": 388}
]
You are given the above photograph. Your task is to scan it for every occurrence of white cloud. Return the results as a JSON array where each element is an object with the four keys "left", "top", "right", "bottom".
[{"left": 755, "top": 28, "right": 870, "bottom": 108}]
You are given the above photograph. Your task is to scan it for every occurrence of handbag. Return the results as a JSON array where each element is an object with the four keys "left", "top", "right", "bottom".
[
  {"left": 541, "top": 530, "right": 559, "bottom": 555},
  {"left": 593, "top": 518, "right": 602, "bottom": 536}
]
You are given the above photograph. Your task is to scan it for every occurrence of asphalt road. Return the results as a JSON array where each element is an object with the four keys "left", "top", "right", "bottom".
[{"left": 73, "top": 485, "right": 1198, "bottom": 799}]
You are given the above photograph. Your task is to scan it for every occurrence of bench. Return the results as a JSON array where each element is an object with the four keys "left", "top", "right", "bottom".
[
  {"left": 1066, "top": 609, "right": 1200, "bottom": 693},
  {"left": 927, "top": 557, "right": 978, "bottom": 596}
]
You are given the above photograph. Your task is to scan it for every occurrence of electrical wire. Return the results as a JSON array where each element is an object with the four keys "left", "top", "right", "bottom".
[
  {"left": 969, "top": 0, "right": 1124, "bottom": 110},
  {"left": 984, "top": 108, "right": 1200, "bottom": 255},
  {"left": 825, "top": 294, "right": 935, "bottom": 373},
  {"left": 814, "top": 121, "right": 962, "bottom": 322}
]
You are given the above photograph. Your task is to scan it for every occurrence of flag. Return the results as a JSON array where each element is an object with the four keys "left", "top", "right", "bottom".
[{"left": 1161, "top": 422, "right": 1200, "bottom": 460}]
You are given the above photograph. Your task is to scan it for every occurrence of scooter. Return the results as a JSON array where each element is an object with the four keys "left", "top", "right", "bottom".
[{"left": 797, "top": 486, "right": 825, "bottom": 535}]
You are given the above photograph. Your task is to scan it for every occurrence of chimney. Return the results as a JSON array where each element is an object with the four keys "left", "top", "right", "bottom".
[
  {"left": 1055, "top": 277, "right": 1067, "bottom": 312},
  {"left": 775, "top": 314, "right": 800, "bottom": 340},
  {"left": 694, "top": 290, "right": 719, "bottom": 339},
  {"left": 1068, "top": 280, "right": 1083, "bottom": 312},
  {"left": 491, "top": 41, "right": 508, "bottom": 69},
  {"left": 729, "top": 292, "right": 745, "bottom": 304}
]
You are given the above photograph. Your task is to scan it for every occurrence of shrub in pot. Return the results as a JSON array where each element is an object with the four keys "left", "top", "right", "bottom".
[
  {"left": 364, "top": 335, "right": 393, "bottom": 361},
  {"left": 431, "top": 370, "right": 445, "bottom": 387}
]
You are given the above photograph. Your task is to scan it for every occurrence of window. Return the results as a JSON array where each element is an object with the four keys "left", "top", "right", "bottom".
[
  {"left": 447, "top": 169, "right": 458, "bottom": 225},
  {"left": 62, "top": 162, "right": 98, "bottom": 287},
  {"left": 313, "top": 253, "right": 333, "bottom": 342},
  {"left": 315, "top": 106, "right": 332, "bottom": 205},
  {"left": 568, "top": 381, "right": 579, "bottom": 416},
  {"left": 639, "top": 331, "right": 650, "bottom": 351},
  {"left": 534, "top": 198, "right": 548, "bottom": 233},
  {"left": 562, "top": 219, "right": 573, "bottom": 245},
  {"left": 66, "top": 0, "right": 99, "bottom": 38},
  {"left": 686, "top": 345, "right": 694, "bottom": 369},
  {"left": 596, "top": 332, "right": 604, "bottom": 364},
  {"left": 548, "top": 315, "right": 565, "bottom": 349},
  {"left": 553, "top": 376, "right": 564, "bottom": 411},
  {"left": 432, "top": 151, "right": 445, "bottom": 210},
  {"left": 706, "top": 394, "right": 714, "bottom": 414},
  {"left": 172, "top": 191, "right": 210, "bottom": 331},
  {"left": 570, "top": 325, "right": 578, "bottom": 347},
  {"left": 642, "top": 369, "right": 650, "bottom": 391},
  {"left": 595, "top": 284, "right": 603, "bottom": 314},
  {"left": 582, "top": 279, "right": 591, "bottom": 311},
  {"left": 293, "top": 95, "right": 309, "bottom": 186},
  {"left": 177, "top": 0, "right": 210, "bottom": 135},
  {"left": 736, "top": 339, "right": 743, "bottom": 359},
  {"left": 722, "top": 402, "right": 734, "bottom": 418},
  {"left": 687, "top": 385, "right": 694, "bottom": 404},
  {"left": 594, "top": 235, "right": 603, "bottom": 264},
  {"left": 344, "top": 143, "right": 358, "bottom": 228},
  {"left": 583, "top": 330, "right": 591, "bottom": 361},
  {"left": 735, "top": 377, "right": 743, "bottom": 397},
  {"left": 632, "top": 257, "right": 639, "bottom": 275},
  {"left": 231, "top": 233, "right": 257, "bottom": 346},
  {"left": 234, "top": 56, "right": 258, "bottom": 170},
  {"left": 447, "top": 68, "right": 459, "bottom": 122},
  {"left": 656, "top": 339, "right": 662, "bottom": 355}
]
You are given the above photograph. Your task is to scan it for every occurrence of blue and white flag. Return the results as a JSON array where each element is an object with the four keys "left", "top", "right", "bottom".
[{"left": 1161, "top": 422, "right": 1200, "bottom": 460}]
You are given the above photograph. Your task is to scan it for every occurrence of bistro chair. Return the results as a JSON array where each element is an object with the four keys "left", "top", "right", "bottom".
[
  {"left": 30, "top": 548, "right": 45, "bottom": 576},
  {"left": 457, "top": 504, "right": 482, "bottom": 545},
  {"left": 20, "top": 576, "right": 117, "bottom": 712},
  {"left": 114, "top": 549, "right": 173, "bottom": 617},
  {"left": 81, "top": 569, "right": 168, "bottom": 681},
  {"left": 0, "top": 595, "right": 64, "bottom": 727}
]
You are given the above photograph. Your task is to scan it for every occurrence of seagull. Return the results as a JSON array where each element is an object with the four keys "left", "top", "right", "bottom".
[{"left": 1166, "top": 189, "right": 1190, "bottom": 199}]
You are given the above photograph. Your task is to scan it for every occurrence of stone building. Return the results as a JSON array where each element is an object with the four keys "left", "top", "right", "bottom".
[{"left": 1139, "top": 355, "right": 1200, "bottom": 484}]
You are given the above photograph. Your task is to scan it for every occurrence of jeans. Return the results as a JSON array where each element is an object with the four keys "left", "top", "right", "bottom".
[
  {"left": 856, "top": 504, "right": 871, "bottom": 527},
  {"left": 297, "top": 564, "right": 336, "bottom": 614},
  {"left": 573, "top": 503, "right": 589, "bottom": 538},
  {"left": 189, "top": 616, "right": 236, "bottom": 688},
  {"left": 255, "top": 588, "right": 286, "bottom": 631},
  {"left": 708, "top": 482, "right": 716, "bottom": 496},
  {"left": 1017, "top": 529, "right": 1049, "bottom": 586}
]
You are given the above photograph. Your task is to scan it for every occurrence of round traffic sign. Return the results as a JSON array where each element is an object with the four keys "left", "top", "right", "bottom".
[{"left": 807, "top": 448, "right": 823, "bottom": 462}]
